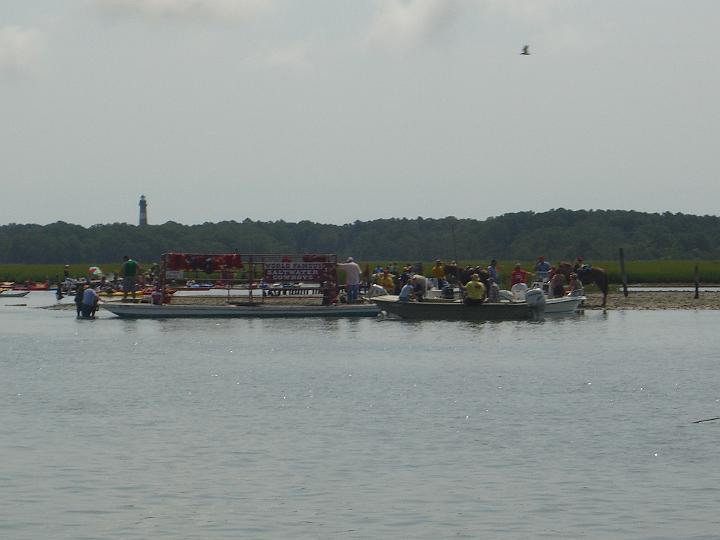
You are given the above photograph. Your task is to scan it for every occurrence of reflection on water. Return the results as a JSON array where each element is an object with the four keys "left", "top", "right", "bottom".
[{"left": 1, "top": 293, "right": 720, "bottom": 538}]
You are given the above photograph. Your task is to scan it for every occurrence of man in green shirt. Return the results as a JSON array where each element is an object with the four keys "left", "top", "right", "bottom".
[{"left": 121, "top": 255, "right": 140, "bottom": 301}]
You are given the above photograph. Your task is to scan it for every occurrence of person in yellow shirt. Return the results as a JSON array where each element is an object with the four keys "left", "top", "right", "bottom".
[
  {"left": 431, "top": 259, "right": 446, "bottom": 289},
  {"left": 379, "top": 269, "right": 395, "bottom": 294},
  {"left": 463, "top": 273, "right": 486, "bottom": 306}
]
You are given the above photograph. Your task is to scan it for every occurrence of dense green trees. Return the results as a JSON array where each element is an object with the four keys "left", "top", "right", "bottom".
[{"left": 1, "top": 209, "right": 718, "bottom": 263}]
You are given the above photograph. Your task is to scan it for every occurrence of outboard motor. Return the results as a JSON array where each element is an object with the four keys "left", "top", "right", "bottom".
[
  {"left": 441, "top": 284, "right": 455, "bottom": 299},
  {"left": 511, "top": 283, "right": 528, "bottom": 301},
  {"left": 367, "top": 284, "right": 388, "bottom": 298},
  {"left": 525, "top": 287, "right": 546, "bottom": 318}
]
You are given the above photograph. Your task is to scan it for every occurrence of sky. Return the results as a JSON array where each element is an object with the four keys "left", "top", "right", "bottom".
[{"left": 1, "top": 0, "right": 719, "bottom": 226}]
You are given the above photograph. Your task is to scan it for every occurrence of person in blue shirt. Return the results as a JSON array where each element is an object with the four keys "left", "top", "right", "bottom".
[
  {"left": 487, "top": 259, "right": 499, "bottom": 285},
  {"left": 398, "top": 280, "right": 414, "bottom": 302},
  {"left": 534, "top": 256, "right": 552, "bottom": 282}
]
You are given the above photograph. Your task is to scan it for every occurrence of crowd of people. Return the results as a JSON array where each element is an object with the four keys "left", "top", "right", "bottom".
[
  {"left": 64, "top": 255, "right": 144, "bottom": 318},
  {"left": 335, "top": 256, "right": 587, "bottom": 306}
]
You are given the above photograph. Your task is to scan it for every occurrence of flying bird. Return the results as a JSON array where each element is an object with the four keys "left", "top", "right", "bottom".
[{"left": 520, "top": 45, "right": 530, "bottom": 55}]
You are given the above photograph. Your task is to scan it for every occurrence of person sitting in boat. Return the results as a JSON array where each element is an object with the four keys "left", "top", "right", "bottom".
[
  {"left": 411, "top": 274, "right": 428, "bottom": 302},
  {"left": 568, "top": 273, "right": 584, "bottom": 296},
  {"left": 398, "top": 280, "right": 415, "bottom": 302},
  {"left": 550, "top": 272, "right": 566, "bottom": 298},
  {"left": 510, "top": 263, "right": 528, "bottom": 286},
  {"left": 462, "top": 274, "right": 486, "bottom": 306},
  {"left": 534, "top": 256, "right": 552, "bottom": 282}
]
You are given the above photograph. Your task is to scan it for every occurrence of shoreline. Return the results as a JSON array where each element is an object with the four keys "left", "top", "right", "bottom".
[{"left": 582, "top": 290, "right": 719, "bottom": 310}]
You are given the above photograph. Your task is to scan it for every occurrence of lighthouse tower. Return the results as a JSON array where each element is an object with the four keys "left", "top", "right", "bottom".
[{"left": 139, "top": 195, "right": 148, "bottom": 226}]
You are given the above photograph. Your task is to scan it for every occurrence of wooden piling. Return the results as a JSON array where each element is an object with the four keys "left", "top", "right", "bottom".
[{"left": 619, "top": 248, "right": 628, "bottom": 297}]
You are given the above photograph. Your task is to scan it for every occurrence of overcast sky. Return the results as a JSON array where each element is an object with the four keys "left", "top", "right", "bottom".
[{"left": 2, "top": 0, "right": 718, "bottom": 226}]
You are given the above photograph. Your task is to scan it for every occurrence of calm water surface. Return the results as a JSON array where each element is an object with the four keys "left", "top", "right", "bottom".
[{"left": 2, "top": 293, "right": 720, "bottom": 539}]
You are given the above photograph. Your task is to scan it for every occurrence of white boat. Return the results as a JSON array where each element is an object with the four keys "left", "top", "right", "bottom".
[
  {"left": 543, "top": 295, "right": 585, "bottom": 314},
  {"left": 515, "top": 282, "right": 585, "bottom": 314},
  {"left": 101, "top": 302, "right": 379, "bottom": 319}
]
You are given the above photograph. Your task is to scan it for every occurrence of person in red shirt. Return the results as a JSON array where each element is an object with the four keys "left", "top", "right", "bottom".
[{"left": 510, "top": 263, "right": 529, "bottom": 286}]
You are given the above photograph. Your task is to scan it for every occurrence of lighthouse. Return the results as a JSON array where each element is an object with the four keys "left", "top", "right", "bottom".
[{"left": 139, "top": 195, "right": 148, "bottom": 226}]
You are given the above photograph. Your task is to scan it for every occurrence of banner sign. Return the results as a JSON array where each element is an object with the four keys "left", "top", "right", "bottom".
[{"left": 264, "top": 262, "right": 327, "bottom": 283}]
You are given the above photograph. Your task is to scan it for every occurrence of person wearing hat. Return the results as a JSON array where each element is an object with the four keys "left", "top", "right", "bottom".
[
  {"left": 337, "top": 257, "right": 362, "bottom": 304},
  {"left": 462, "top": 273, "right": 486, "bottom": 306}
]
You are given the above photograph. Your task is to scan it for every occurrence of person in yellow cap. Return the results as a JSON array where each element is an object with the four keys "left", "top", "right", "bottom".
[{"left": 463, "top": 273, "right": 486, "bottom": 306}]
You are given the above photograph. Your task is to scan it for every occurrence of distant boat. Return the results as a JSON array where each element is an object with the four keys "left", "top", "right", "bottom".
[
  {"left": 520, "top": 45, "right": 530, "bottom": 55},
  {"left": 0, "top": 290, "right": 30, "bottom": 298}
]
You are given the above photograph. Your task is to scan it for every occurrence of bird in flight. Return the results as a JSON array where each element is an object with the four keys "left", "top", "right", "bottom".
[{"left": 520, "top": 45, "right": 530, "bottom": 55}]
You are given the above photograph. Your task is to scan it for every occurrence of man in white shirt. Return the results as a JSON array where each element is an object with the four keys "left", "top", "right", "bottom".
[{"left": 337, "top": 257, "right": 362, "bottom": 303}]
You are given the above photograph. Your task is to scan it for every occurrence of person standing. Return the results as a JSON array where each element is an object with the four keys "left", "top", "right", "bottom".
[
  {"left": 74, "top": 284, "right": 85, "bottom": 318},
  {"left": 378, "top": 268, "right": 395, "bottom": 294},
  {"left": 534, "top": 256, "right": 552, "bottom": 282},
  {"left": 510, "top": 263, "right": 529, "bottom": 286},
  {"left": 487, "top": 259, "right": 499, "bottom": 285},
  {"left": 337, "top": 257, "right": 362, "bottom": 304},
  {"left": 121, "top": 255, "right": 140, "bottom": 301},
  {"left": 431, "top": 260, "right": 446, "bottom": 289}
]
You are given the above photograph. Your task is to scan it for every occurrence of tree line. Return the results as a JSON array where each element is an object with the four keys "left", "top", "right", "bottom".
[{"left": 1, "top": 209, "right": 718, "bottom": 264}]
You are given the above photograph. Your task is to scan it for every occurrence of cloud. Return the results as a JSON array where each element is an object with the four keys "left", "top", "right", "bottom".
[
  {"left": 485, "top": 0, "right": 571, "bottom": 22},
  {"left": 95, "top": 0, "right": 273, "bottom": 22},
  {"left": 263, "top": 43, "right": 309, "bottom": 69},
  {"left": 0, "top": 26, "right": 44, "bottom": 74},
  {"left": 366, "top": 0, "right": 465, "bottom": 53}
]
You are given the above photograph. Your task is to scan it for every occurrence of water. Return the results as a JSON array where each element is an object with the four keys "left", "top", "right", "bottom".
[{"left": 2, "top": 293, "right": 720, "bottom": 539}]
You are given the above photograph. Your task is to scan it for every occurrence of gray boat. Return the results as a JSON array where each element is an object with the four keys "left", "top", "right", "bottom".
[
  {"left": 102, "top": 301, "right": 380, "bottom": 319},
  {"left": 373, "top": 293, "right": 545, "bottom": 321}
]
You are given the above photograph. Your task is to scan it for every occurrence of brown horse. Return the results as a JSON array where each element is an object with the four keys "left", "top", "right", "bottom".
[{"left": 555, "top": 262, "right": 609, "bottom": 307}]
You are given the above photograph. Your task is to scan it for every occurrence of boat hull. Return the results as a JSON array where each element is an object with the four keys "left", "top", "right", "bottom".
[
  {"left": 373, "top": 296, "right": 543, "bottom": 321},
  {"left": 544, "top": 295, "right": 585, "bottom": 314},
  {"left": 0, "top": 290, "right": 30, "bottom": 298},
  {"left": 102, "top": 302, "right": 380, "bottom": 319}
]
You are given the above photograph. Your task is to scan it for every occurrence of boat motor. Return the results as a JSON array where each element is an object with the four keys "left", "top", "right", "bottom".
[{"left": 525, "top": 288, "right": 546, "bottom": 318}]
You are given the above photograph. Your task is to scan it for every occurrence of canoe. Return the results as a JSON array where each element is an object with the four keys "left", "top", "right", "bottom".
[
  {"left": 101, "top": 302, "right": 380, "bottom": 319},
  {"left": 373, "top": 296, "right": 544, "bottom": 321}
]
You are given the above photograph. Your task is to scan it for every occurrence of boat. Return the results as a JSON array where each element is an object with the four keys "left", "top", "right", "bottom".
[
  {"left": 513, "top": 282, "right": 585, "bottom": 315},
  {"left": 543, "top": 294, "right": 585, "bottom": 314},
  {"left": 0, "top": 290, "right": 30, "bottom": 298},
  {"left": 101, "top": 301, "right": 379, "bottom": 319},
  {"left": 101, "top": 252, "right": 379, "bottom": 319},
  {"left": 373, "top": 293, "right": 546, "bottom": 321}
]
